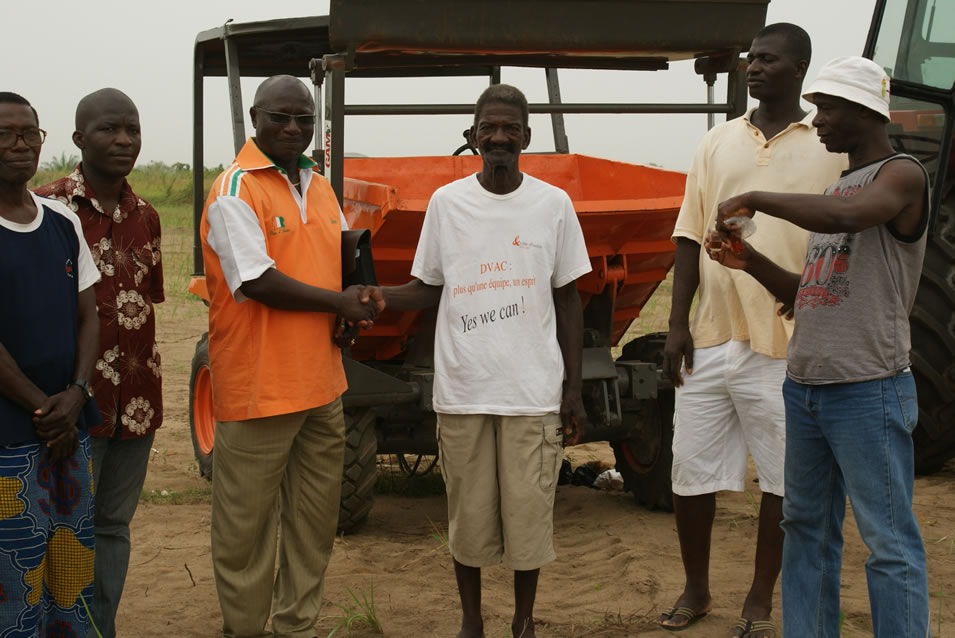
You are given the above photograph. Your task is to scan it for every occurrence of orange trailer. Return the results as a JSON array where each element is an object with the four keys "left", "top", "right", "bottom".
[
  {"left": 339, "top": 154, "right": 686, "bottom": 360},
  {"left": 189, "top": 0, "right": 772, "bottom": 531}
]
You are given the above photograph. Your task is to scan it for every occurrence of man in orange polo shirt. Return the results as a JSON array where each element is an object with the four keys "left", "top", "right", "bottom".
[{"left": 200, "top": 75, "right": 380, "bottom": 638}]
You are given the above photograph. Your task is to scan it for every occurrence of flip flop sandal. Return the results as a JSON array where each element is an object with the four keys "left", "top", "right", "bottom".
[
  {"left": 733, "top": 617, "right": 777, "bottom": 638},
  {"left": 658, "top": 606, "right": 710, "bottom": 631}
]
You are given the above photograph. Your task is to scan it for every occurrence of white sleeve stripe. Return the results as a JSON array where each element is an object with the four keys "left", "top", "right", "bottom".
[
  {"left": 218, "top": 164, "right": 242, "bottom": 197},
  {"left": 206, "top": 197, "right": 276, "bottom": 299},
  {"left": 226, "top": 170, "right": 245, "bottom": 198}
]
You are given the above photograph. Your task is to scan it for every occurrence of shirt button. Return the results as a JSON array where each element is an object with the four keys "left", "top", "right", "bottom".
[{"left": 119, "top": 283, "right": 124, "bottom": 288}]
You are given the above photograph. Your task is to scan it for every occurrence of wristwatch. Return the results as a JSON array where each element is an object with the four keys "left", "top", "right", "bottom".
[{"left": 69, "top": 379, "right": 93, "bottom": 403}]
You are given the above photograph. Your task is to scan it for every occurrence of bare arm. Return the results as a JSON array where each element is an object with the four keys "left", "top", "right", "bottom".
[
  {"left": 718, "top": 160, "right": 927, "bottom": 235},
  {"left": 381, "top": 279, "right": 443, "bottom": 312},
  {"left": 554, "top": 281, "right": 585, "bottom": 445},
  {"left": 661, "top": 238, "right": 701, "bottom": 387},
  {"left": 239, "top": 268, "right": 379, "bottom": 323}
]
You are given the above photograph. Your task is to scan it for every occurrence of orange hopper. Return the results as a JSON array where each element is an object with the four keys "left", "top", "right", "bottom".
[{"left": 341, "top": 154, "right": 686, "bottom": 361}]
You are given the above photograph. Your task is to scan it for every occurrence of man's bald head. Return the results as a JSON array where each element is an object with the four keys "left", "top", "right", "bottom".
[
  {"left": 249, "top": 76, "right": 314, "bottom": 170},
  {"left": 72, "top": 88, "right": 141, "bottom": 180},
  {"left": 252, "top": 75, "right": 312, "bottom": 110},
  {"left": 75, "top": 88, "right": 137, "bottom": 131}
]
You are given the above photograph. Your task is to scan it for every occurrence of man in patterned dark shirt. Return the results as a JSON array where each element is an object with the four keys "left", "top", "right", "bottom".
[{"left": 37, "top": 87, "right": 164, "bottom": 638}]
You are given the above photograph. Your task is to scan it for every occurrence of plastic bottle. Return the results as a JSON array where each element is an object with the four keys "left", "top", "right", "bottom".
[{"left": 722, "top": 215, "right": 756, "bottom": 254}]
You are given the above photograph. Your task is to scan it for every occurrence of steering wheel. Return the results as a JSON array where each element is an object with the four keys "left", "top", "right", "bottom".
[{"left": 452, "top": 128, "right": 478, "bottom": 156}]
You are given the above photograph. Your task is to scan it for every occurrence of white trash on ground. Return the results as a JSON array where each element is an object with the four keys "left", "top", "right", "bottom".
[{"left": 593, "top": 469, "right": 624, "bottom": 490}]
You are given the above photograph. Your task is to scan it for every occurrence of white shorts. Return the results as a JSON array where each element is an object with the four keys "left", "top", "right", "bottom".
[{"left": 671, "top": 339, "right": 786, "bottom": 497}]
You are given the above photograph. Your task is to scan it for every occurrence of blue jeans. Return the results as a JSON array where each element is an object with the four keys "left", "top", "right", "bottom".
[
  {"left": 90, "top": 431, "right": 155, "bottom": 638},
  {"left": 781, "top": 373, "right": 929, "bottom": 638}
]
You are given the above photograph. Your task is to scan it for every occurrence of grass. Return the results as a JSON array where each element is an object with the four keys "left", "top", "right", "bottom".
[
  {"left": 139, "top": 486, "right": 213, "bottom": 505},
  {"left": 930, "top": 586, "right": 950, "bottom": 637},
  {"left": 744, "top": 489, "right": 761, "bottom": 517},
  {"left": 427, "top": 517, "right": 449, "bottom": 547},
  {"left": 564, "top": 611, "right": 653, "bottom": 637},
  {"left": 80, "top": 593, "right": 104, "bottom": 638},
  {"left": 324, "top": 583, "right": 383, "bottom": 637}
]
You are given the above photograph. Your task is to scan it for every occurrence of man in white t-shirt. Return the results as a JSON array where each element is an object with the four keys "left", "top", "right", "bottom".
[{"left": 380, "top": 84, "right": 591, "bottom": 638}]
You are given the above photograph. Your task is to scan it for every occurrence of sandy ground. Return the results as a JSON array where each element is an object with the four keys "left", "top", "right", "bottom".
[{"left": 116, "top": 295, "right": 955, "bottom": 638}]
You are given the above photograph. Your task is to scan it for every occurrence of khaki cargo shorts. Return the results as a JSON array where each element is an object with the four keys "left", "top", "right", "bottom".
[{"left": 436, "top": 412, "right": 564, "bottom": 571}]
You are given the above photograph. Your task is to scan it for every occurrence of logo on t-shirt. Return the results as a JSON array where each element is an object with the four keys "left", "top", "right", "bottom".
[
  {"left": 511, "top": 235, "right": 542, "bottom": 249},
  {"left": 796, "top": 240, "right": 851, "bottom": 309},
  {"left": 269, "top": 216, "right": 289, "bottom": 236},
  {"left": 65, "top": 259, "right": 74, "bottom": 279}
]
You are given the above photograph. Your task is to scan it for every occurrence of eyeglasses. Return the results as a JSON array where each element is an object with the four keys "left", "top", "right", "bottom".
[
  {"left": 254, "top": 107, "right": 315, "bottom": 128},
  {"left": 0, "top": 128, "right": 46, "bottom": 149}
]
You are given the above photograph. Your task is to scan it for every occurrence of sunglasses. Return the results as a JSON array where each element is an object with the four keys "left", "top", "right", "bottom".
[{"left": 254, "top": 107, "right": 316, "bottom": 128}]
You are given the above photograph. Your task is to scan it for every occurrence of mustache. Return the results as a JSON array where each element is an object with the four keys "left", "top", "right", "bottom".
[{"left": 482, "top": 142, "right": 518, "bottom": 154}]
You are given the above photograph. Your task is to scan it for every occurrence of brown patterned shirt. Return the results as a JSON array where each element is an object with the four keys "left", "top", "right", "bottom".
[{"left": 36, "top": 165, "right": 164, "bottom": 439}]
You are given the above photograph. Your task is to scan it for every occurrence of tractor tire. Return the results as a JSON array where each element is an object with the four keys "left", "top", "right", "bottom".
[
  {"left": 189, "top": 333, "right": 215, "bottom": 480},
  {"left": 611, "top": 332, "right": 675, "bottom": 512},
  {"left": 189, "top": 336, "right": 381, "bottom": 530},
  {"left": 911, "top": 196, "right": 955, "bottom": 473},
  {"left": 338, "top": 409, "right": 378, "bottom": 534}
]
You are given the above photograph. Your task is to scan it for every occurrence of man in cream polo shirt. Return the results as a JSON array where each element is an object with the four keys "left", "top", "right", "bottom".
[{"left": 656, "top": 23, "right": 847, "bottom": 637}]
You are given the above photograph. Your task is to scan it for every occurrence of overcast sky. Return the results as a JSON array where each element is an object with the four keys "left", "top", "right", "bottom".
[{"left": 3, "top": 0, "right": 878, "bottom": 172}]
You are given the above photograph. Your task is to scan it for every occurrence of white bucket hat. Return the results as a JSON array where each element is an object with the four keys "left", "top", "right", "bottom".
[{"left": 803, "top": 56, "right": 891, "bottom": 120}]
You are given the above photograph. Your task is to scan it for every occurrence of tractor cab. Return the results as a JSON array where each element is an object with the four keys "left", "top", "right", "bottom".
[{"left": 865, "top": 0, "right": 955, "bottom": 472}]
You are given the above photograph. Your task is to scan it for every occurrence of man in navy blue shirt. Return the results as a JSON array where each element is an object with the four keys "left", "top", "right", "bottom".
[{"left": 0, "top": 92, "right": 101, "bottom": 638}]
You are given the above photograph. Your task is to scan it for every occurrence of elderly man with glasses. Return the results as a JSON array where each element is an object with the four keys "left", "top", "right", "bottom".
[
  {"left": 199, "top": 75, "right": 382, "bottom": 638},
  {"left": 0, "top": 91, "right": 101, "bottom": 637}
]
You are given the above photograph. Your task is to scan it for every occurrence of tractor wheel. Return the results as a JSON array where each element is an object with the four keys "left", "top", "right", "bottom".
[
  {"left": 611, "top": 391, "right": 675, "bottom": 512},
  {"left": 611, "top": 332, "right": 674, "bottom": 512},
  {"left": 911, "top": 195, "right": 955, "bottom": 473},
  {"left": 338, "top": 409, "right": 378, "bottom": 534},
  {"left": 189, "top": 335, "right": 381, "bottom": 528},
  {"left": 189, "top": 333, "right": 215, "bottom": 480}
]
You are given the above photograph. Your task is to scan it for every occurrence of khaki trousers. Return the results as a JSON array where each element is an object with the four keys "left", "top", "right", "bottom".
[{"left": 211, "top": 398, "right": 345, "bottom": 638}]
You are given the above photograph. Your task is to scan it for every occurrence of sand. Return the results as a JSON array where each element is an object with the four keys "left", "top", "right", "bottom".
[{"left": 116, "top": 297, "right": 955, "bottom": 637}]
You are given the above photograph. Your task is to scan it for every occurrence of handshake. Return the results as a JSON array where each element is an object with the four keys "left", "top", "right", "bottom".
[{"left": 334, "top": 285, "right": 386, "bottom": 348}]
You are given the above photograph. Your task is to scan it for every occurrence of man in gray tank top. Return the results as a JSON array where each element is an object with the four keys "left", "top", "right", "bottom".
[{"left": 706, "top": 56, "right": 931, "bottom": 638}]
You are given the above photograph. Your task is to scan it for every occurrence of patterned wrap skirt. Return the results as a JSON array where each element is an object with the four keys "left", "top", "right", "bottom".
[{"left": 0, "top": 430, "right": 94, "bottom": 638}]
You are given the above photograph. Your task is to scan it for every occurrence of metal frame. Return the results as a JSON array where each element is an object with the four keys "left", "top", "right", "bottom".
[
  {"left": 316, "top": 63, "right": 748, "bottom": 206},
  {"left": 192, "top": 4, "right": 765, "bottom": 272}
]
